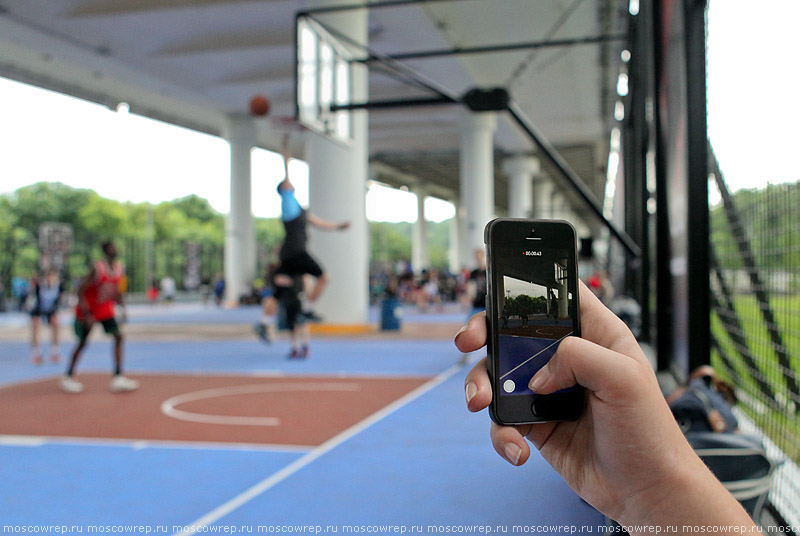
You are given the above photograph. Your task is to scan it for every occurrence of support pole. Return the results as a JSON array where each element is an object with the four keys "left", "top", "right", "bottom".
[
  {"left": 223, "top": 116, "right": 256, "bottom": 306},
  {"left": 412, "top": 187, "right": 429, "bottom": 273},
  {"left": 459, "top": 111, "right": 497, "bottom": 268},
  {"left": 503, "top": 155, "right": 539, "bottom": 219}
]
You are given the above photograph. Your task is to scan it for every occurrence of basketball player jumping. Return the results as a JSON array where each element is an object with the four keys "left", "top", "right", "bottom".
[{"left": 274, "top": 138, "right": 349, "bottom": 320}]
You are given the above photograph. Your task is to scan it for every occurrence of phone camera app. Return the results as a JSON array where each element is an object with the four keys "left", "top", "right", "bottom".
[{"left": 496, "top": 247, "right": 574, "bottom": 397}]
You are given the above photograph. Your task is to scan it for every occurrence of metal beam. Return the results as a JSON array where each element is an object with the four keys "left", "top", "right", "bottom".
[
  {"left": 331, "top": 95, "right": 456, "bottom": 111},
  {"left": 506, "top": 100, "right": 642, "bottom": 258},
  {"left": 298, "top": 0, "right": 466, "bottom": 17},
  {"left": 360, "top": 34, "right": 625, "bottom": 63}
]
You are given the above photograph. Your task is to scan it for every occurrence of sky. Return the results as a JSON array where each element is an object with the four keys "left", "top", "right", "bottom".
[
  {"left": 0, "top": 1, "right": 797, "bottom": 218},
  {"left": 0, "top": 78, "right": 454, "bottom": 223},
  {"left": 706, "top": 0, "right": 799, "bottom": 190}
]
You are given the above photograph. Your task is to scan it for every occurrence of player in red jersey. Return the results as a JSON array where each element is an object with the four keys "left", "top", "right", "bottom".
[{"left": 60, "top": 241, "right": 139, "bottom": 393}]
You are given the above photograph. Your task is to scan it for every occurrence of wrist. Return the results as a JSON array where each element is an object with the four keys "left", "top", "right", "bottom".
[{"left": 617, "top": 448, "right": 757, "bottom": 533}]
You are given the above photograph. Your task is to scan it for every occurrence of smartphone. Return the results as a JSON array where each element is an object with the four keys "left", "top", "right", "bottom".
[{"left": 484, "top": 218, "right": 583, "bottom": 425}]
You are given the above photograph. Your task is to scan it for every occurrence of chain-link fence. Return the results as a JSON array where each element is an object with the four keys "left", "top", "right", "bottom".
[{"left": 708, "top": 154, "right": 800, "bottom": 526}]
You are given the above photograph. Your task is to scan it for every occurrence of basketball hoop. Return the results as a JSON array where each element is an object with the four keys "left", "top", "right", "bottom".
[{"left": 38, "top": 222, "right": 73, "bottom": 272}]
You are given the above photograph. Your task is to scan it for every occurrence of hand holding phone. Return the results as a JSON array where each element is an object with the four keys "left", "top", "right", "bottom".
[
  {"left": 484, "top": 218, "right": 583, "bottom": 424},
  {"left": 457, "top": 285, "right": 759, "bottom": 532}
]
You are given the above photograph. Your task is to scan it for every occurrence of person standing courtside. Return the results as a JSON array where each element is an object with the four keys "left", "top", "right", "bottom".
[
  {"left": 60, "top": 241, "right": 139, "bottom": 394},
  {"left": 29, "top": 268, "right": 64, "bottom": 365}
]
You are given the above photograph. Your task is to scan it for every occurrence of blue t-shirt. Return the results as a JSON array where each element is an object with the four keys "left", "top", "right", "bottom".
[{"left": 279, "top": 187, "right": 302, "bottom": 222}]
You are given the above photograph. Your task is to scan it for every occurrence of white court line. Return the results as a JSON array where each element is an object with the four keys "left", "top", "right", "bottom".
[
  {"left": 174, "top": 364, "right": 463, "bottom": 536},
  {"left": 499, "top": 332, "right": 571, "bottom": 381},
  {"left": 161, "top": 382, "right": 361, "bottom": 427},
  {"left": 0, "top": 434, "right": 313, "bottom": 453}
]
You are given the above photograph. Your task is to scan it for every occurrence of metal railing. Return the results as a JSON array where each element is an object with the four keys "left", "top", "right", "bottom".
[{"left": 708, "top": 148, "right": 800, "bottom": 526}]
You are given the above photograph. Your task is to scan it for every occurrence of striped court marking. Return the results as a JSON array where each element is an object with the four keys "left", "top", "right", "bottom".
[
  {"left": 161, "top": 382, "right": 362, "bottom": 427},
  {"left": 174, "top": 363, "right": 464, "bottom": 536}
]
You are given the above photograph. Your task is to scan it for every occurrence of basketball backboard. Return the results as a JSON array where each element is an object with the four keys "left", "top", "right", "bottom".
[{"left": 296, "top": 14, "right": 353, "bottom": 142}]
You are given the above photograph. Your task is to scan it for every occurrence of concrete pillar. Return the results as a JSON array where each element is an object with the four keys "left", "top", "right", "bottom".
[
  {"left": 572, "top": 213, "right": 591, "bottom": 238},
  {"left": 558, "top": 280, "right": 569, "bottom": 319},
  {"left": 412, "top": 188, "right": 429, "bottom": 273},
  {"left": 532, "top": 178, "right": 554, "bottom": 220},
  {"left": 223, "top": 116, "right": 256, "bottom": 306},
  {"left": 557, "top": 255, "right": 569, "bottom": 319},
  {"left": 449, "top": 204, "right": 461, "bottom": 274},
  {"left": 552, "top": 191, "right": 569, "bottom": 221},
  {"left": 306, "top": 5, "right": 369, "bottom": 325},
  {"left": 459, "top": 111, "right": 497, "bottom": 268},
  {"left": 502, "top": 156, "right": 540, "bottom": 219}
]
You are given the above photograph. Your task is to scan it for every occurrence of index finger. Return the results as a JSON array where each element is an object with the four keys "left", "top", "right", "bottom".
[{"left": 454, "top": 311, "right": 487, "bottom": 353}]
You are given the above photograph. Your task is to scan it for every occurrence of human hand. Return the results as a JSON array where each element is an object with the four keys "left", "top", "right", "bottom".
[
  {"left": 338, "top": 221, "right": 350, "bottom": 231},
  {"left": 455, "top": 282, "right": 755, "bottom": 530}
]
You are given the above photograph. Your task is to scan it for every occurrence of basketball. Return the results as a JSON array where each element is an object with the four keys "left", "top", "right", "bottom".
[{"left": 249, "top": 94, "right": 271, "bottom": 116}]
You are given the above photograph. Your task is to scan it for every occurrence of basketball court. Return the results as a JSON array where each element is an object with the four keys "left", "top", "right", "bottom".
[
  {"left": 0, "top": 303, "right": 605, "bottom": 531},
  {"left": 0, "top": 7, "right": 607, "bottom": 531}
]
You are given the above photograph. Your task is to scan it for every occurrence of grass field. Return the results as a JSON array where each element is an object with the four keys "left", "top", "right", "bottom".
[{"left": 711, "top": 293, "right": 800, "bottom": 464}]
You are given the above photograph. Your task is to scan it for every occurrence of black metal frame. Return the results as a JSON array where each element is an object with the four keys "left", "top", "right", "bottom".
[
  {"left": 684, "top": 0, "right": 711, "bottom": 372},
  {"left": 622, "top": 0, "right": 655, "bottom": 343},
  {"left": 710, "top": 150, "right": 800, "bottom": 408},
  {"left": 294, "top": 3, "right": 642, "bottom": 261},
  {"left": 649, "top": 0, "right": 711, "bottom": 375},
  {"left": 359, "top": 34, "right": 625, "bottom": 63}
]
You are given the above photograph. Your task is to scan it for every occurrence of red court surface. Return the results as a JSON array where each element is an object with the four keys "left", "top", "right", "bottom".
[{"left": 0, "top": 373, "right": 430, "bottom": 447}]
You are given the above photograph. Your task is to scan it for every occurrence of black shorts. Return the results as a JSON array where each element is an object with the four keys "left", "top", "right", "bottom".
[
  {"left": 30, "top": 308, "right": 57, "bottom": 323},
  {"left": 277, "top": 251, "right": 324, "bottom": 278},
  {"left": 74, "top": 317, "right": 121, "bottom": 342}
]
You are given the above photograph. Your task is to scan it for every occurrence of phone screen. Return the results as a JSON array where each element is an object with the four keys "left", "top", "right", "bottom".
[{"left": 494, "top": 243, "right": 577, "bottom": 397}]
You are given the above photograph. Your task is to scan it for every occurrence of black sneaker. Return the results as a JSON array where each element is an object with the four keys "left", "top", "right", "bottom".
[
  {"left": 288, "top": 347, "right": 309, "bottom": 359},
  {"left": 301, "top": 310, "right": 323, "bottom": 322},
  {"left": 253, "top": 323, "right": 271, "bottom": 344}
]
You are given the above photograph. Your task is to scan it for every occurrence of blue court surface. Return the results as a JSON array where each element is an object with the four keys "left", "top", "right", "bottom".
[
  {"left": 0, "top": 303, "right": 605, "bottom": 533},
  {"left": 498, "top": 334, "right": 566, "bottom": 396}
]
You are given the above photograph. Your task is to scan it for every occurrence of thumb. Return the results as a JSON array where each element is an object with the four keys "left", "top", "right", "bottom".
[{"left": 528, "top": 336, "right": 651, "bottom": 400}]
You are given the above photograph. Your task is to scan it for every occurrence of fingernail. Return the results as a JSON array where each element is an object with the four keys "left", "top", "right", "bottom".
[
  {"left": 504, "top": 443, "right": 522, "bottom": 466},
  {"left": 454, "top": 324, "right": 468, "bottom": 341},
  {"left": 529, "top": 364, "right": 550, "bottom": 392},
  {"left": 465, "top": 382, "right": 478, "bottom": 404}
]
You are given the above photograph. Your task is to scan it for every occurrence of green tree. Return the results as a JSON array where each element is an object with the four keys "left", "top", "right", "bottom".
[
  {"left": 172, "top": 195, "right": 219, "bottom": 223},
  {"left": 370, "top": 221, "right": 412, "bottom": 265},
  {"left": 11, "top": 182, "right": 92, "bottom": 233},
  {"left": 78, "top": 193, "right": 130, "bottom": 241}
]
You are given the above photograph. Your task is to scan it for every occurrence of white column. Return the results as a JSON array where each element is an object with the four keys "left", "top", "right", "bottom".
[
  {"left": 306, "top": 5, "right": 369, "bottom": 325},
  {"left": 223, "top": 116, "right": 256, "bottom": 306},
  {"left": 502, "top": 155, "right": 540, "bottom": 219},
  {"left": 532, "top": 177, "right": 554, "bottom": 220},
  {"left": 558, "top": 278, "right": 569, "bottom": 319},
  {"left": 412, "top": 188, "right": 429, "bottom": 273},
  {"left": 448, "top": 204, "right": 461, "bottom": 273},
  {"left": 459, "top": 111, "right": 497, "bottom": 268},
  {"left": 552, "top": 191, "right": 568, "bottom": 221},
  {"left": 572, "top": 213, "right": 591, "bottom": 237}
]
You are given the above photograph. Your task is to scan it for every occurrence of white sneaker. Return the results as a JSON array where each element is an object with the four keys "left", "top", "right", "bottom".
[
  {"left": 109, "top": 375, "right": 140, "bottom": 393},
  {"left": 59, "top": 376, "right": 84, "bottom": 393}
]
